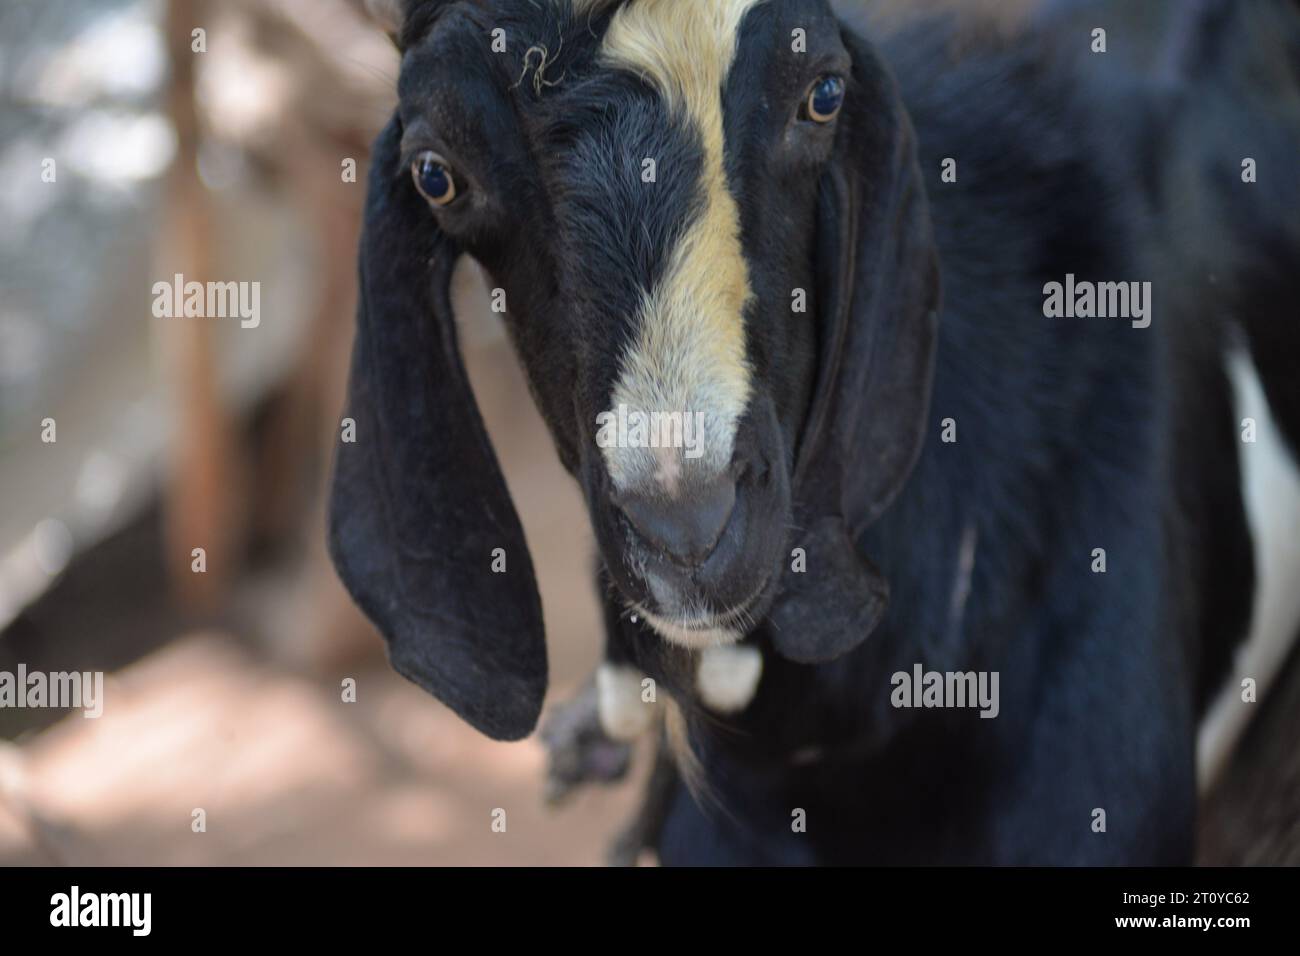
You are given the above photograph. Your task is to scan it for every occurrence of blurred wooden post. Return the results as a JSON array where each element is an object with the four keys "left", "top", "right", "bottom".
[{"left": 158, "top": 0, "right": 242, "bottom": 610}]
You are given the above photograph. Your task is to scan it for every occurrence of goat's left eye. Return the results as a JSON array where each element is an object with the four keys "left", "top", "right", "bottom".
[
  {"left": 806, "top": 75, "right": 846, "bottom": 123},
  {"left": 412, "top": 151, "right": 458, "bottom": 206}
]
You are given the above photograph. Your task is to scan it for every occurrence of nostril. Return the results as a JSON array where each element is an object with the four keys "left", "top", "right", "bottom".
[{"left": 618, "top": 476, "right": 737, "bottom": 567}]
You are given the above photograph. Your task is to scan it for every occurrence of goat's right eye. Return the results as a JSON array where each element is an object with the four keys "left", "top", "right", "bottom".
[{"left": 412, "top": 152, "right": 457, "bottom": 206}]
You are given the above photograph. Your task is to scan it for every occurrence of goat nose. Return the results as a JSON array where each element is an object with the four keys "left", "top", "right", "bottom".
[{"left": 618, "top": 476, "right": 737, "bottom": 567}]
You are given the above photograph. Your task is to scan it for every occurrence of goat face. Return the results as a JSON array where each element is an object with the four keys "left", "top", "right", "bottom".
[{"left": 330, "top": 0, "right": 940, "bottom": 739}]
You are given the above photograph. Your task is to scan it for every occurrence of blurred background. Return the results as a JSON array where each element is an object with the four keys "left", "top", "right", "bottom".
[{"left": 0, "top": 0, "right": 1294, "bottom": 865}]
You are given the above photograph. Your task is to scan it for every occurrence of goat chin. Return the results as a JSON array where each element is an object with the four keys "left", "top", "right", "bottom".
[{"left": 638, "top": 608, "right": 742, "bottom": 650}]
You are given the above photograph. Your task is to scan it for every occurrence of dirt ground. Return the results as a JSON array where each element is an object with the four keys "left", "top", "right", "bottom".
[{"left": 0, "top": 638, "right": 646, "bottom": 866}]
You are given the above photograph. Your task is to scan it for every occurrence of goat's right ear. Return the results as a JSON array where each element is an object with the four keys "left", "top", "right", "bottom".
[{"left": 328, "top": 116, "right": 547, "bottom": 741}]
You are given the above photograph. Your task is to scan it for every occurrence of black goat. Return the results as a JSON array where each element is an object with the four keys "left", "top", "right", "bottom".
[{"left": 329, "top": 0, "right": 1300, "bottom": 864}]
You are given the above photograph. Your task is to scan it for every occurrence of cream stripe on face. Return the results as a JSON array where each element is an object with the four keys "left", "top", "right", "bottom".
[{"left": 598, "top": 0, "right": 763, "bottom": 496}]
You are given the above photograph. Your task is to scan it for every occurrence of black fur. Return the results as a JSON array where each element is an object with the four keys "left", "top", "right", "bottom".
[
  {"left": 330, "top": 0, "right": 1300, "bottom": 862},
  {"left": 329, "top": 116, "right": 547, "bottom": 740}
]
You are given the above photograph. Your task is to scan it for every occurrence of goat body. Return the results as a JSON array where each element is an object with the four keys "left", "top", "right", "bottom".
[
  {"left": 330, "top": 0, "right": 1300, "bottom": 866},
  {"left": 618, "top": 4, "right": 1297, "bottom": 865}
]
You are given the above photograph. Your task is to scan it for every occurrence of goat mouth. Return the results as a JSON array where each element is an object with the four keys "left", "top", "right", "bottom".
[
  {"left": 632, "top": 574, "right": 770, "bottom": 649},
  {"left": 635, "top": 608, "right": 743, "bottom": 649}
]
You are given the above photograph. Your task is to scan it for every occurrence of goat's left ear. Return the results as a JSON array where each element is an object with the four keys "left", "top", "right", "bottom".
[
  {"left": 328, "top": 116, "right": 547, "bottom": 740},
  {"left": 769, "top": 31, "right": 941, "bottom": 664}
]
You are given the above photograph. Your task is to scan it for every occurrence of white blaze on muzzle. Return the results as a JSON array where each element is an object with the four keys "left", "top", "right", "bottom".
[{"left": 597, "top": 0, "right": 762, "bottom": 497}]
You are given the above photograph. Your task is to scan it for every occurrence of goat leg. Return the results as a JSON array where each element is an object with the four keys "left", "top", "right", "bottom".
[
  {"left": 539, "top": 678, "right": 633, "bottom": 806},
  {"left": 606, "top": 728, "right": 678, "bottom": 867}
]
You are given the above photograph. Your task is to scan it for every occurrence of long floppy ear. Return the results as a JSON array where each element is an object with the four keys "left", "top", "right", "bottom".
[
  {"left": 328, "top": 116, "right": 547, "bottom": 740},
  {"left": 768, "top": 30, "right": 941, "bottom": 664}
]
